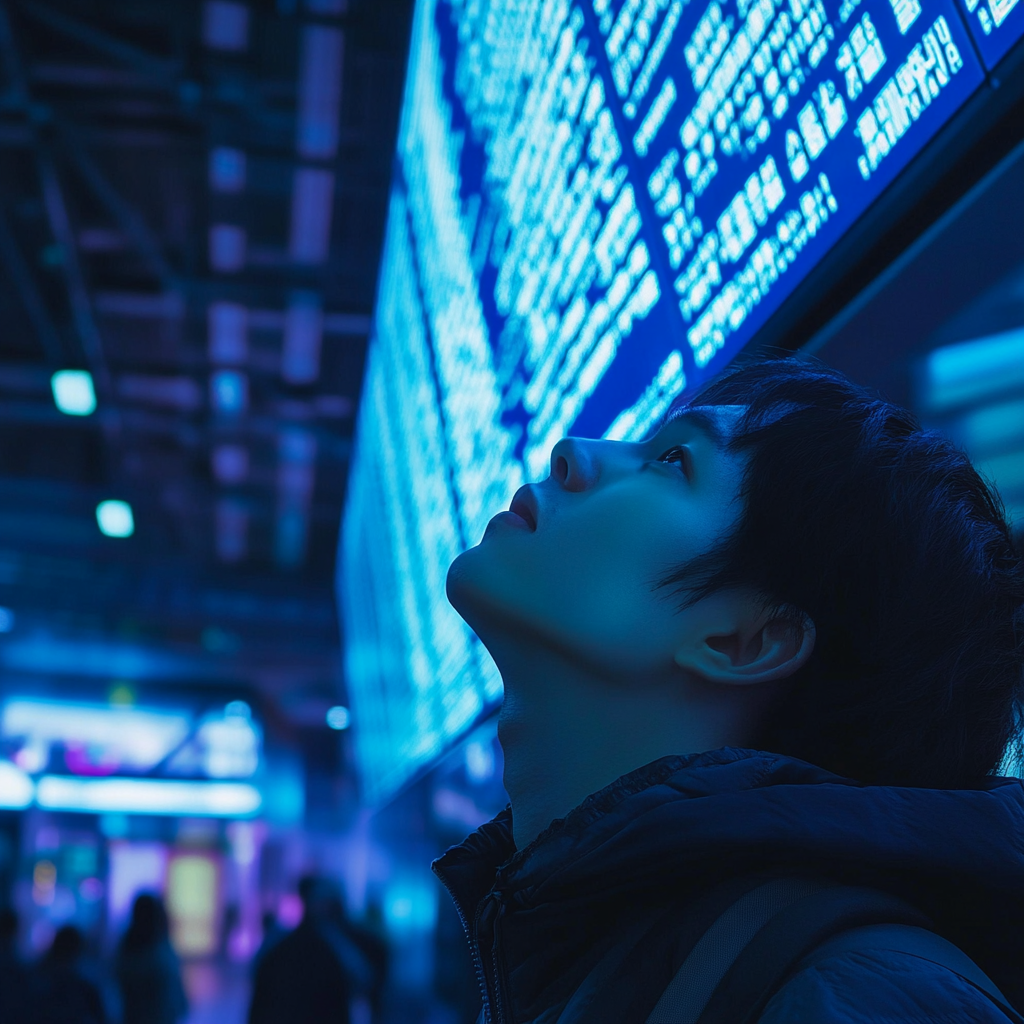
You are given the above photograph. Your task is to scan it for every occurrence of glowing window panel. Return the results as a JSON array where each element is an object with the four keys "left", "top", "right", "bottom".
[
  {"left": 343, "top": 0, "right": 989, "bottom": 802},
  {"left": 167, "top": 853, "right": 221, "bottom": 957}
]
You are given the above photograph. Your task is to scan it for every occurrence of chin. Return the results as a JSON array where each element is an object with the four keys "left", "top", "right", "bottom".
[
  {"left": 446, "top": 547, "right": 524, "bottom": 640},
  {"left": 445, "top": 547, "right": 491, "bottom": 621}
]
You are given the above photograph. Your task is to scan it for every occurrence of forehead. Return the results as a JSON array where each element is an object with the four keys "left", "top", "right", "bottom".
[{"left": 657, "top": 404, "right": 745, "bottom": 443}]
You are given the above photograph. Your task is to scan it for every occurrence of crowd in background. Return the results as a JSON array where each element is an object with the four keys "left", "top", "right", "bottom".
[{"left": 0, "top": 875, "right": 390, "bottom": 1024}]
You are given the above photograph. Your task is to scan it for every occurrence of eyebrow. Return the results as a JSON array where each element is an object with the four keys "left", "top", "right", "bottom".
[{"left": 658, "top": 406, "right": 727, "bottom": 445}]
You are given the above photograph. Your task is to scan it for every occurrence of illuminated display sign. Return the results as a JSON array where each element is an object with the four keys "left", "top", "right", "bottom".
[
  {"left": 1, "top": 698, "right": 261, "bottom": 780},
  {"left": 343, "top": 0, "right": 1014, "bottom": 802},
  {"left": 955, "top": 0, "right": 1024, "bottom": 66}
]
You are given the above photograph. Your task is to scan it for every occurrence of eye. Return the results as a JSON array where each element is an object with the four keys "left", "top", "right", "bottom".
[{"left": 657, "top": 445, "right": 691, "bottom": 476}]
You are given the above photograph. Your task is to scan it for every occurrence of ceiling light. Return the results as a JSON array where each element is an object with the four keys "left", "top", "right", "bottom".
[
  {"left": 210, "top": 371, "right": 248, "bottom": 415},
  {"left": 51, "top": 370, "right": 96, "bottom": 416},
  {"left": 325, "top": 705, "right": 350, "bottom": 731},
  {"left": 96, "top": 500, "right": 135, "bottom": 538}
]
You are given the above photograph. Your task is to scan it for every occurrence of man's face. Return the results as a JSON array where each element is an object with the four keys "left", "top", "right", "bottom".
[{"left": 446, "top": 407, "right": 747, "bottom": 679}]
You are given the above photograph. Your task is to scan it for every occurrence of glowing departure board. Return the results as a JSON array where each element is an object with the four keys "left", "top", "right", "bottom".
[
  {"left": 956, "top": 0, "right": 1024, "bottom": 65},
  {"left": 342, "top": 0, "right": 1011, "bottom": 802}
]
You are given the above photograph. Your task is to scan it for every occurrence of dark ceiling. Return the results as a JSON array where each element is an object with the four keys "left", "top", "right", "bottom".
[{"left": 0, "top": 0, "right": 414, "bottom": 731}]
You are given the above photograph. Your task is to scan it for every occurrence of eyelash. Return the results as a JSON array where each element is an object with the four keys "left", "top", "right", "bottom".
[{"left": 657, "top": 445, "right": 690, "bottom": 475}]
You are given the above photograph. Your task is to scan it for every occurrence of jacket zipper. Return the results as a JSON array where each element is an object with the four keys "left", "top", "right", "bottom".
[
  {"left": 489, "top": 896, "right": 509, "bottom": 1024},
  {"left": 435, "top": 871, "right": 498, "bottom": 1023}
]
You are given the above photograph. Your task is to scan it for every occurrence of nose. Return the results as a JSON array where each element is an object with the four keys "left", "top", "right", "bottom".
[{"left": 549, "top": 437, "right": 600, "bottom": 492}]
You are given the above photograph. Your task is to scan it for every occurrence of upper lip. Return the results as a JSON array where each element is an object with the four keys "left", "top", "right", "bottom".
[{"left": 509, "top": 485, "right": 539, "bottom": 531}]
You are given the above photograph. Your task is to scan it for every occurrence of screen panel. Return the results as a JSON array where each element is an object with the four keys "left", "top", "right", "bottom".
[
  {"left": 342, "top": 0, "right": 997, "bottom": 802},
  {"left": 955, "top": 0, "right": 1024, "bottom": 67}
]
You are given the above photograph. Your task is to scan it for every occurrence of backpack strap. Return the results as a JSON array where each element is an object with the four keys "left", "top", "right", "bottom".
[
  {"left": 644, "top": 877, "right": 840, "bottom": 1023},
  {"left": 647, "top": 879, "right": 1022, "bottom": 1024},
  {"left": 645, "top": 879, "right": 942, "bottom": 1024},
  {"left": 697, "top": 882, "right": 933, "bottom": 1023}
]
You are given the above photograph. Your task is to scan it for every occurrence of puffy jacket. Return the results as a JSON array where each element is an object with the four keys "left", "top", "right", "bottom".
[{"left": 432, "top": 747, "right": 1024, "bottom": 1023}]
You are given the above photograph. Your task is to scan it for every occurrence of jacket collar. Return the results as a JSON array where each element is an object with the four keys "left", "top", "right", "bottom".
[{"left": 434, "top": 746, "right": 1024, "bottom": 951}]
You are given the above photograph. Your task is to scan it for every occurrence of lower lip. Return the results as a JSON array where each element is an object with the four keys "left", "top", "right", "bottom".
[{"left": 485, "top": 510, "right": 532, "bottom": 534}]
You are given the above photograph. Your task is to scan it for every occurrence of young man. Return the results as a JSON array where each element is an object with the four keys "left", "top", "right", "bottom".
[{"left": 434, "top": 358, "right": 1024, "bottom": 1023}]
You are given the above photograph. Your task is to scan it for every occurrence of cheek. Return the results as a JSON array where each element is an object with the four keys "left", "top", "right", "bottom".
[{"left": 532, "top": 512, "right": 684, "bottom": 657}]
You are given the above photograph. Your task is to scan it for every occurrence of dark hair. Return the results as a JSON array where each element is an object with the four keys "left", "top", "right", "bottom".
[
  {"left": 123, "top": 893, "right": 169, "bottom": 950},
  {"left": 662, "top": 356, "right": 1024, "bottom": 788}
]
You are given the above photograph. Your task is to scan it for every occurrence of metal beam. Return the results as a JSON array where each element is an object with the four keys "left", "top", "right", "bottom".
[
  {"left": 61, "top": 129, "right": 178, "bottom": 292},
  {"left": 0, "top": 4, "right": 113, "bottom": 398},
  {"left": 36, "top": 152, "right": 112, "bottom": 397},
  {"left": 16, "top": 2, "right": 180, "bottom": 88},
  {"left": 0, "top": 208, "right": 65, "bottom": 364}
]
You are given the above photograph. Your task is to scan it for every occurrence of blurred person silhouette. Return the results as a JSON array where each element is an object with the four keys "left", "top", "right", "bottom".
[
  {"left": 116, "top": 894, "right": 188, "bottom": 1024},
  {"left": 249, "top": 875, "right": 373, "bottom": 1024},
  {"left": 251, "top": 909, "right": 285, "bottom": 976},
  {"left": 32, "top": 924, "right": 106, "bottom": 1024},
  {"left": 349, "top": 900, "right": 389, "bottom": 1022},
  {"left": 0, "top": 907, "right": 28, "bottom": 1024}
]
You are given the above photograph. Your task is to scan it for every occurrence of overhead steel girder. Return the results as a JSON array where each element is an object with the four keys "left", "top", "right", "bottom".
[
  {"left": 0, "top": 3, "right": 113, "bottom": 400},
  {"left": 60, "top": 126, "right": 178, "bottom": 292},
  {"left": 0, "top": 208, "right": 65, "bottom": 364}
]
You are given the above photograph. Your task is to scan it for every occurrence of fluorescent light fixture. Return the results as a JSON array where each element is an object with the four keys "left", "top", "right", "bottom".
[
  {"left": 202, "top": 0, "right": 249, "bottom": 51},
  {"left": 36, "top": 776, "right": 262, "bottom": 817},
  {"left": 275, "top": 429, "right": 316, "bottom": 568},
  {"left": 216, "top": 500, "right": 248, "bottom": 562},
  {"left": 209, "top": 147, "right": 247, "bottom": 193},
  {"left": 208, "top": 301, "right": 248, "bottom": 365},
  {"left": 212, "top": 444, "right": 249, "bottom": 484},
  {"left": 96, "top": 500, "right": 135, "bottom": 538},
  {"left": 949, "top": 397, "right": 1024, "bottom": 457},
  {"left": 0, "top": 760, "right": 34, "bottom": 809},
  {"left": 210, "top": 370, "right": 249, "bottom": 415},
  {"left": 209, "top": 224, "right": 246, "bottom": 272},
  {"left": 51, "top": 370, "right": 97, "bottom": 416},
  {"left": 325, "top": 705, "right": 350, "bottom": 730},
  {"left": 974, "top": 450, "right": 1024, "bottom": 498},
  {"left": 923, "top": 328, "right": 1024, "bottom": 413},
  {"left": 297, "top": 27, "right": 343, "bottom": 159},
  {"left": 282, "top": 292, "right": 323, "bottom": 383},
  {"left": 289, "top": 170, "right": 335, "bottom": 264}
]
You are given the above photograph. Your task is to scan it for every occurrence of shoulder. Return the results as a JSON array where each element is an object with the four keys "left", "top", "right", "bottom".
[{"left": 757, "top": 948, "right": 1016, "bottom": 1024}]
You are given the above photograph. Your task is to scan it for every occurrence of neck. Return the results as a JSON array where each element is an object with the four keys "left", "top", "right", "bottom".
[{"left": 486, "top": 633, "right": 749, "bottom": 851}]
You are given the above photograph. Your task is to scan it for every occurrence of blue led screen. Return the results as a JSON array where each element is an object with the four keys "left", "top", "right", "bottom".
[
  {"left": 955, "top": 0, "right": 1024, "bottom": 66},
  {"left": 342, "top": 0, "right": 1004, "bottom": 802}
]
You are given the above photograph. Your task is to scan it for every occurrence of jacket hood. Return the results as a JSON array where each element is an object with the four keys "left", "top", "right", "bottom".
[{"left": 434, "top": 747, "right": 1024, "bottom": 1003}]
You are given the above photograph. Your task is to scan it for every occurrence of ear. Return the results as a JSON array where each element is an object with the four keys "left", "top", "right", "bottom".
[{"left": 673, "top": 592, "right": 815, "bottom": 687}]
